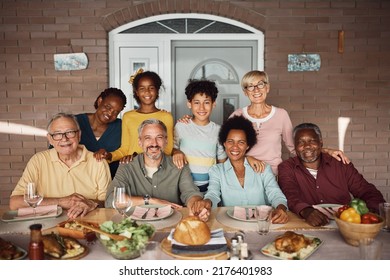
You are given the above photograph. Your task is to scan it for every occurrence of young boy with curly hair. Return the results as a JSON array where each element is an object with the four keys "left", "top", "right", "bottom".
[{"left": 172, "top": 80, "right": 226, "bottom": 193}]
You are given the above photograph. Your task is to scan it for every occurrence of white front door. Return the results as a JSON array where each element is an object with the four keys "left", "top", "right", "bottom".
[
  {"left": 172, "top": 40, "right": 257, "bottom": 124},
  {"left": 110, "top": 14, "right": 264, "bottom": 119}
]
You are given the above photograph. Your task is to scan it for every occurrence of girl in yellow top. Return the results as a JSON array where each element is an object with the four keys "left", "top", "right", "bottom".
[{"left": 95, "top": 70, "right": 174, "bottom": 163}]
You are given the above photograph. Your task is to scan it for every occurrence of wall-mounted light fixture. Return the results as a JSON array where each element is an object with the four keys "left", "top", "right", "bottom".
[{"left": 338, "top": 30, "right": 345, "bottom": 54}]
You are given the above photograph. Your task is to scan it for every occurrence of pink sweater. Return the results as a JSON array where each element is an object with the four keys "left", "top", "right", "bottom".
[{"left": 231, "top": 106, "right": 294, "bottom": 175}]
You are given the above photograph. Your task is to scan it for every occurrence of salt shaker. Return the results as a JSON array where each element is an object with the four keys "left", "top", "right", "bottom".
[
  {"left": 29, "top": 223, "right": 44, "bottom": 260},
  {"left": 230, "top": 239, "right": 239, "bottom": 260},
  {"left": 240, "top": 243, "right": 249, "bottom": 260}
]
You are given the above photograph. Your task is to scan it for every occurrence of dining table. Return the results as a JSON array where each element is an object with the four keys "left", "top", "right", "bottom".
[{"left": 0, "top": 206, "right": 389, "bottom": 260}]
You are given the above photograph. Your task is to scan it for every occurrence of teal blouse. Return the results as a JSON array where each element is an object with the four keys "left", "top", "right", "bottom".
[{"left": 204, "top": 159, "right": 287, "bottom": 208}]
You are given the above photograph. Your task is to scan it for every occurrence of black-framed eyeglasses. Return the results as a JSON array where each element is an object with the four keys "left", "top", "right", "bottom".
[
  {"left": 49, "top": 130, "right": 79, "bottom": 141},
  {"left": 244, "top": 81, "right": 268, "bottom": 92}
]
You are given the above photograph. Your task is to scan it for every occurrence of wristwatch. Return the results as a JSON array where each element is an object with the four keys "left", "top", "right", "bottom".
[{"left": 143, "top": 194, "right": 150, "bottom": 205}]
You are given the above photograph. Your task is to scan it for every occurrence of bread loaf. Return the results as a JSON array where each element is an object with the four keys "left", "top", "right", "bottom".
[{"left": 173, "top": 216, "right": 211, "bottom": 245}]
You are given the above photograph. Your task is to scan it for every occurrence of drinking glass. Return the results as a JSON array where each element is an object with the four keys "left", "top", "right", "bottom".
[
  {"left": 23, "top": 182, "right": 43, "bottom": 220},
  {"left": 359, "top": 238, "right": 382, "bottom": 260},
  {"left": 112, "top": 186, "right": 132, "bottom": 220},
  {"left": 140, "top": 241, "right": 164, "bottom": 260},
  {"left": 379, "top": 202, "right": 390, "bottom": 232},
  {"left": 255, "top": 205, "right": 273, "bottom": 235}
]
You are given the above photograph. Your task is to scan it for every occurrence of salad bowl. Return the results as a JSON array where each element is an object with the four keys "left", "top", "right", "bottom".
[{"left": 97, "top": 218, "right": 155, "bottom": 259}]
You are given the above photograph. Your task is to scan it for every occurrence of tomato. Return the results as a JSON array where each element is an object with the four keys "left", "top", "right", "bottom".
[
  {"left": 337, "top": 205, "right": 349, "bottom": 217},
  {"left": 120, "top": 246, "right": 128, "bottom": 252},
  {"left": 361, "top": 213, "right": 380, "bottom": 224},
  {"left": 361, "top": 214, "right": 371, "bottom": 224},
  {"left": 340, "top": 207, "right": 361, "bottom": 224}
]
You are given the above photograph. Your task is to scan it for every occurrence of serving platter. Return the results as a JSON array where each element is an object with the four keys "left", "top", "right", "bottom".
[
  {"left": 261, "top": 234, "right": 323, "bottom": 260},
  {"left": 57, "top": 220, "right": 99, "bottom": 240},
  {"left": 1, "top": 206, "right": 63, "bottom": 223},
  {"left": 130, "top": 205, "right": 174, "bottom": 221}
]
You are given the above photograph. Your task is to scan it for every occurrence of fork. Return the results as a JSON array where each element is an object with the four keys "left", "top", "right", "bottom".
[
  {"left": 154, "top": 208, "right": 159, "bottom": 217},
  {"left": 323, "top": 207, "right": 335, "bottom": 216}
]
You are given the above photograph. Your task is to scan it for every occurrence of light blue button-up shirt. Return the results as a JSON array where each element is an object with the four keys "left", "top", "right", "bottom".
[{"left": 204, "top": 158, "right": 287, "bottom": 208}]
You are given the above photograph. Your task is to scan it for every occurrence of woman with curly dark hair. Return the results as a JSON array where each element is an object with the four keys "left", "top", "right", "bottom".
[
  {"left": 77, "top": 87, "right": 126, "bottom": 178},
  {"left": 94, "top": 70, "right": 174, "bottom": 164},
  {"left": 191, "top": 115, "right": 289, "bottom": 223}
]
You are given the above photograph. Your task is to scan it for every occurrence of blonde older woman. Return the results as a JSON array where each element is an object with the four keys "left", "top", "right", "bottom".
[{"left": 230, "top": 70, "right": 349, "bottom": 175}]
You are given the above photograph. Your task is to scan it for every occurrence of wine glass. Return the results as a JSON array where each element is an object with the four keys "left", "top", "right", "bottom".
[
  {"left": 23, "top": 182, "right": 43, "bottom": 220},
  {"left": 112, "top": 186, "right": 132, "bottom": 220}
]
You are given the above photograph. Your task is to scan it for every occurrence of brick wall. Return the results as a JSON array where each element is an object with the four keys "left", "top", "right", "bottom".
[{"left": 0, "top": 0, "right": 389, "bottom": 206}]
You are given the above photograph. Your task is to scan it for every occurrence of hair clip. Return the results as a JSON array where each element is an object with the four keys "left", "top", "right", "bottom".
[{"left": 128, "top": 68, "right": 144, "bottom": 85}]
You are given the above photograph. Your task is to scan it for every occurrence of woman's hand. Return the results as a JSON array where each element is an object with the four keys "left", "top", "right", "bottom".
[
  {"left": 94, "top": 149, "right": 112, "bottom": 161},
  {"left": 246, "top": 156, "right": 265, "bottom": 173},
  {"left": 323, "top": 148, "right": 350, "bottom": 164},
  {"left": 119, "top": 152, "right": 138, "bottom": 164},
  {"left": 271, "top": 206, "right": 288, "bottom": 224}
]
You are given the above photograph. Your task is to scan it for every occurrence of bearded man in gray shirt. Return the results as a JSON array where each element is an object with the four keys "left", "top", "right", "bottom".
[{"left": 105, "top": 119, "right": 205, "bottom": 214}]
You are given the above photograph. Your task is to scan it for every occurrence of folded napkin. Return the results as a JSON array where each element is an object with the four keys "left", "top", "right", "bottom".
[
  {"left": 130, "top": 205, "right": 171, "bottom": 219},
  {"left": 233, "top": 206, "right": 255, "bottom": 220},
  {"left": 17, "top": 204, "right": 58, "bottom": 219},
  {"left": 312, "top": 205, "right": 339, "bottom": 219},
  {"left": 168, "top": 228, "right": 227, "bottom": 255}
]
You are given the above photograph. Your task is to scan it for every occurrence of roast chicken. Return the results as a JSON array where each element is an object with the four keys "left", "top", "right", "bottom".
[
  {"left": 42, "top": 233, "right": 83, "bottom": 259},
  {"left": 274, "top": 231, "right": 311, "bottom": 253}
]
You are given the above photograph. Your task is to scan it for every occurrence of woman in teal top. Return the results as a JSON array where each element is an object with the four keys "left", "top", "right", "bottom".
[
  {"left": 203, "top": 115, "right": 289, "bottom": 223},
  {"left": 77, "top": 88, "right": 126, "bottom": 178}
]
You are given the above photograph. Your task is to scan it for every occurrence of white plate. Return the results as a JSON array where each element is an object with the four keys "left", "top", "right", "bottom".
[
  {"left": 226, "top": 207, "right": 257, "bottom": 223},
  {"left": 261, "top": 234, "right": 323, "bottom": 260},
  {"left": 130, "top": 205, "right": 174, "bottom": 221},
  {"left": 1, "top": 206, "right": 63, "bottom": 223},
  {"left": 314, "top": 204, "right": 342, "bottom": 219},
  {"left": 14, "top": 245, "right": 28, "bottom": 260}
]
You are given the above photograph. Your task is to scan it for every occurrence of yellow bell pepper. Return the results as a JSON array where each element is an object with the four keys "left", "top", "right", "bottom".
[{"left": 340, "top": 207, "right": 361, "bottom": 224}]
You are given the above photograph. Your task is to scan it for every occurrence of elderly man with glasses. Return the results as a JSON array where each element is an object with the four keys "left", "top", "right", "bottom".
[{"left": 10, "top": 112, "right": 111, "bottom": 218}]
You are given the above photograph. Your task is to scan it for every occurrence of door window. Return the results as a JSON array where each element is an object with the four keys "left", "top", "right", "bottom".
[
  {"left": 119, "top": 18, "right": 253, "bottom": 34},
  {"left": 191, "top": 59, "right": 239, "bottom": 84}
]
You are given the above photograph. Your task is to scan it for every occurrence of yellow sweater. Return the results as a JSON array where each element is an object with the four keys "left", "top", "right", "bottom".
[{"left": 111, "top": 110, "right": 174, "bottom": 161}]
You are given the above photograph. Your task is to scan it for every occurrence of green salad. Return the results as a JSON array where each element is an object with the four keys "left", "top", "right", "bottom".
[{"left": 99, "top": 219, "right": 155, "bottom": 255}]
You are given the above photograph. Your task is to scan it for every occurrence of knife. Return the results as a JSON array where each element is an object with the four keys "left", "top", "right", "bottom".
[
  {"left": 245, "top": 208, "right": 250, "bottom": 220},
  {"left": 141, "top": 208, "right": 151, "bottom": 219}
]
